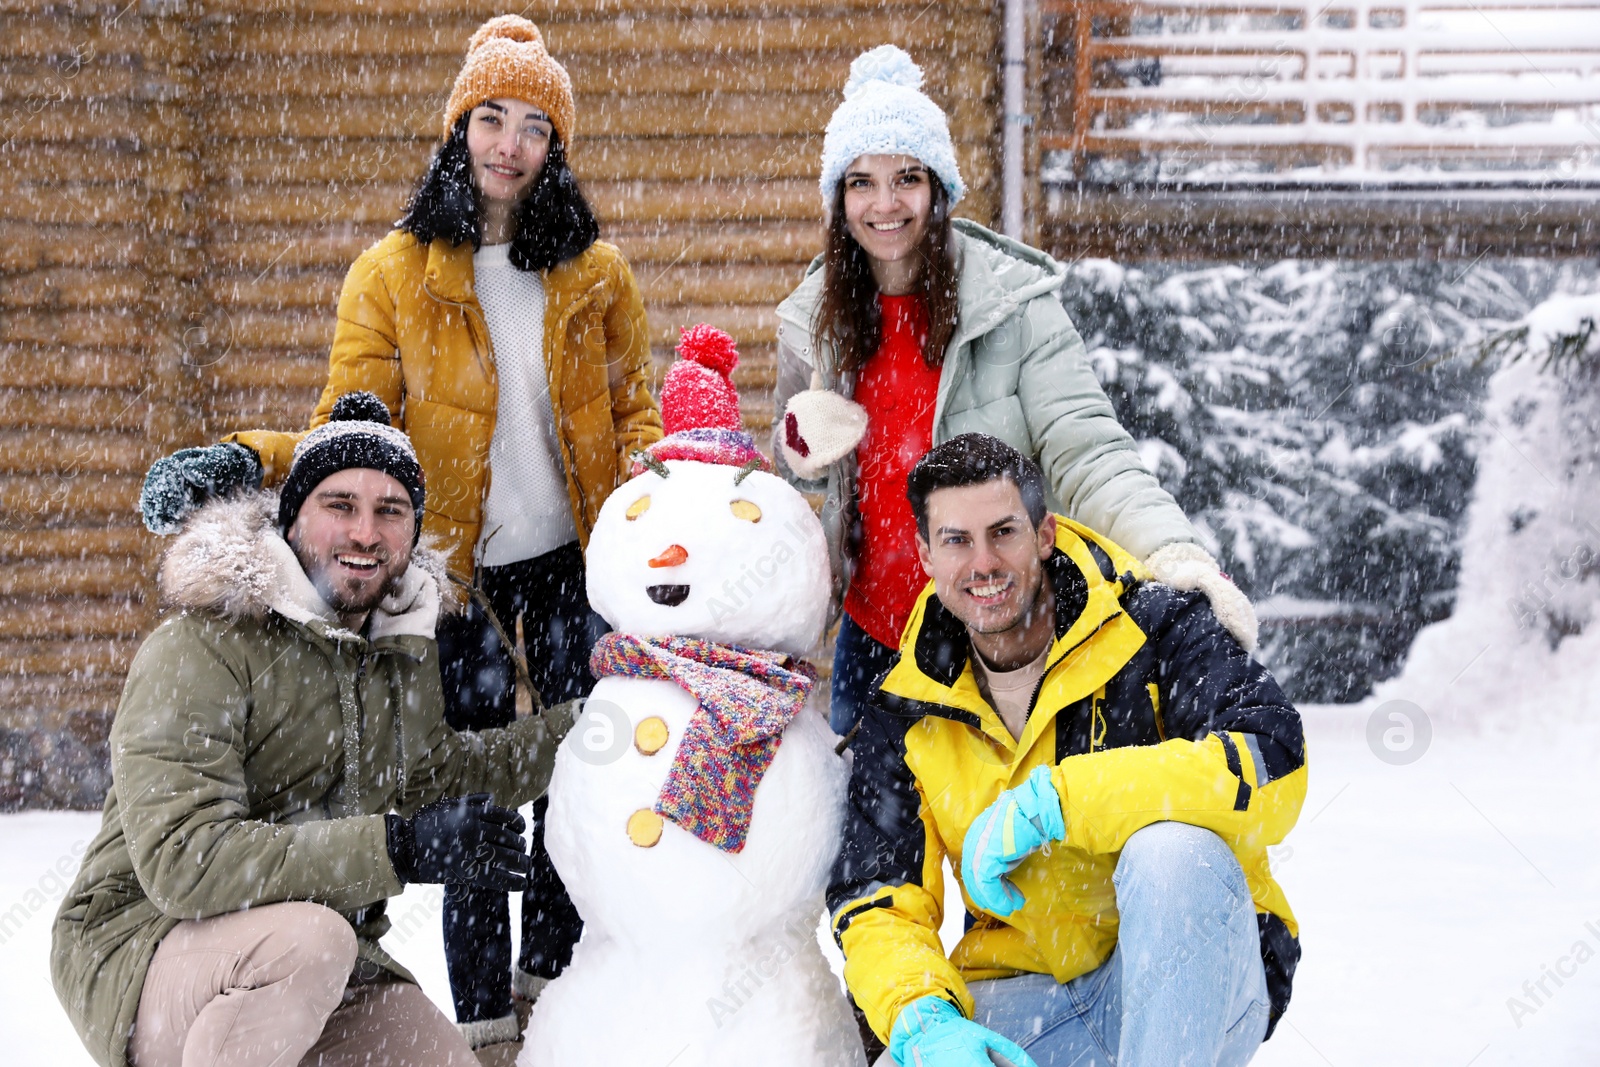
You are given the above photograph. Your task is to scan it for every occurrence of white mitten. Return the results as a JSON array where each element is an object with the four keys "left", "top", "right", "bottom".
[
  {"left": 780, "top": 389, "right": 869, "bottom": 480},
  {"left": 1143, "top": 543, "right": 1259, "bottom": 652}
]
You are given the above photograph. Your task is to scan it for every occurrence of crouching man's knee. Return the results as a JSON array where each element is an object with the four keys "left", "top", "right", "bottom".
[
  {"left": 1113, "top": 821, "right": 1251, "bottom": 916},
  {"left": 131, "top": 901, "right": 360, "bottom": 1067},
  {"left": 271, "top": 900, "right": 362, "bottom": 983},
  {"left": 1109, "top": 823, "right": 1270, "bottom": 1066}
]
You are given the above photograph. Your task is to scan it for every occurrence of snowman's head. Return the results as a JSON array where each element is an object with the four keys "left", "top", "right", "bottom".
[{"left": 587, "top": 460, "right": 831, "bottom": 655}]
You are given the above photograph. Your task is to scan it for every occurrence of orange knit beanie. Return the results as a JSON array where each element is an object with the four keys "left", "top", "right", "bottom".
[{"left": 442, "top": 15, "right": 575, "bottom": 146}]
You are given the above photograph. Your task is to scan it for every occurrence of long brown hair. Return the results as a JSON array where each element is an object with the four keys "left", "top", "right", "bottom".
[{"left": 813, "top": 176, "right": 960, "bottom": 377}]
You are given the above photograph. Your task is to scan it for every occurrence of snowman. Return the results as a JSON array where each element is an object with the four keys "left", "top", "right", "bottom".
[{"left": 521, "top": 325, "right": 865, "bottom": 1067}]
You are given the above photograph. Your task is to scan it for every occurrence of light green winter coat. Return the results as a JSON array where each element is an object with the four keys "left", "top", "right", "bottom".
[
  {"left": 773, "top": 219, "right": 1200, "bottom": 614},
  {"left": 50, "top": 492, "right": 577, "bottom": 1067}
]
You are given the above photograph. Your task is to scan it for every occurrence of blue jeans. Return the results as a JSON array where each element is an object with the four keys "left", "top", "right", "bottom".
[
  {"left": 831, "top": 612, "right": 902, "bottom": 736},
  {"left": 965, "top": 822, "right": 1269, "bottom": 1066}
]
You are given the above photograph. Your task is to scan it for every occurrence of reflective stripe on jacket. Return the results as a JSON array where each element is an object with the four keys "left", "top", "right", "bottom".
[{"left": 826, "top": 517, "right": 1306, "bottom": 1043}]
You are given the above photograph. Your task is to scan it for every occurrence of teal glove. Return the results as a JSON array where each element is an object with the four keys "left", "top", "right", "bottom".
[
  {"left": 140, "top": 443, "right": 262, "bottom": 534},
  {"left": 889, "top": 996, "right": 1037, "bottom": 1067},
  {"left": 961, "top": 765, "right": 1066, "bottom": 918}
]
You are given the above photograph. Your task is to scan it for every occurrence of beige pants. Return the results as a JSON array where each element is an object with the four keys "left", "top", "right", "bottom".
[{"left": 130, "top": 900, "right": 477, "bottom": 1067}]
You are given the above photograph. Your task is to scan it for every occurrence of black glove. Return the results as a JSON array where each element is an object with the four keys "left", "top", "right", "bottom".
[
  {"left": 385, "top": 794, "right": 531, "bottom": 891},
  {"left": 140, "top": 442, "right": 263, "bottom": 534}
]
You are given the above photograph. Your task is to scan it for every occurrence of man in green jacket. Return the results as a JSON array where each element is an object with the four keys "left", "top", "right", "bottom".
[{"left": 51, "top": 393, "right": 576, "bottom": 1067}]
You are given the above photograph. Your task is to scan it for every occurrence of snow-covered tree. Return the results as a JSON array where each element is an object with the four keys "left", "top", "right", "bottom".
[
  {"left": 1465, "top": 287, "right": 1600, "bottom": 649},
  {"left": 1379, "top": 281, "right": 1600, "bottom": 720},
  {"left": 1061, "top": 258, "right": 1538, "bottom": 700}
]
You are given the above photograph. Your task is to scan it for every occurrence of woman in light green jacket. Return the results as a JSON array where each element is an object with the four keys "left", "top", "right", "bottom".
[{"left": 774, "top": 46, "right": 1255, "bottom": 736}]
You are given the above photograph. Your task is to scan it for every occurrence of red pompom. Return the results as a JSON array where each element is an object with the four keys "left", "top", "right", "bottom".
[
  {"left": 674, "top": 323, "right": 740, "bottom": 377},
  {"left": 660, "top": 322, "right": 744, "bottom": 435}
]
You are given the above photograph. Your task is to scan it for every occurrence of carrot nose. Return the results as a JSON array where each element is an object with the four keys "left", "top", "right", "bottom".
[{"left": 648, "top": 544, "right": 689, "bottom": 568}]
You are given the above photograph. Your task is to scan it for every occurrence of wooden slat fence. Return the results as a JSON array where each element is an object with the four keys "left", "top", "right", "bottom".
[{"left": 0, "top": 0, "right": 1000, "bottom": 807}]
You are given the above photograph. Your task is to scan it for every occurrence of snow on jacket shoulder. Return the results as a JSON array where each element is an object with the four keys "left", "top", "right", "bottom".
[
  {"left": 825, "top": 516, "right": 1305, "bottom": 1044},
  {"left": 50, "top": 492, "right": 577, "bottom": 1067},
  {"left": 773, "top": 220, "right": 1201, "bottom": 614},
  {"left": 226, "top": 230, "right": 662, "bottom": 579}
]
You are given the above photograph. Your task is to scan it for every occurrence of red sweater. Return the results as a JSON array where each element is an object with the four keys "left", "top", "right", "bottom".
[{"left": 843, "top": 293, "right": 942, "bottom": 649}]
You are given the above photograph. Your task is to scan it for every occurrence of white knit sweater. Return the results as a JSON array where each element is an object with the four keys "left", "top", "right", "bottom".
[{"left": 474, "top": 242, "right": 578, "bottom": 567}]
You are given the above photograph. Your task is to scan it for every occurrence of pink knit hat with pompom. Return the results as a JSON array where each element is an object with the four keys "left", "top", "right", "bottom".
[{"left": 632, "top": 325, "right": 771, "bottom": 475}]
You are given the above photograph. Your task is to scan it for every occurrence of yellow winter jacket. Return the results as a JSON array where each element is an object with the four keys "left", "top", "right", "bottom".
[
  {"left": 228, "top": 231, "right": 662, "bottom": 578},
  {"left": 826, "top": 518, "right": 1307, "bottom": 1042}
]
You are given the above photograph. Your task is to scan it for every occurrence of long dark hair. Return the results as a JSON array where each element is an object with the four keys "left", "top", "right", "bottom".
[
  {"left": 813, "top": 176, "right": 960, "bottom": 376},
  {"left": 397, "top": 111, "right": 600, "bottom": 272}
]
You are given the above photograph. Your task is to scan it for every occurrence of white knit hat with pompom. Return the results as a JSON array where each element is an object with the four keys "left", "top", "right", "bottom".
[{"left": 818, "top": 45, "right": 966, "bottom": 207}]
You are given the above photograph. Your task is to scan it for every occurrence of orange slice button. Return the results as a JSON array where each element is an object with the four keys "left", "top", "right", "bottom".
[
  {"left": 627, "top": 808, "right": 664, "bottom": 848},
  {"left": 634, "top": 716, "right": 670, "bottom": 755}
]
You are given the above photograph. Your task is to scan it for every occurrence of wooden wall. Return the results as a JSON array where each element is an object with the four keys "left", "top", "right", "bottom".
[{"left": 0, "top": 0, "right": 1001, "bottom": 807}]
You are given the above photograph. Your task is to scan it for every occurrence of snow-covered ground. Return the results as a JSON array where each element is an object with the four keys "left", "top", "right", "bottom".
[
  {"left": 1255, "top": 703, "right": 1600, "bottom": 1064},
  {"left": 8, "top": 308, "right": 1599, "bottom": 1064},
  {"left": 5, "top": 698, "right": 1598, "bottom": 1065}
]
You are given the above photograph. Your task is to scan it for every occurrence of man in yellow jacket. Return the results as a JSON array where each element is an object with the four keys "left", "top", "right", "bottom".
[{"left": 828, "top": 433, "right": 1305, "bottom": 1067}]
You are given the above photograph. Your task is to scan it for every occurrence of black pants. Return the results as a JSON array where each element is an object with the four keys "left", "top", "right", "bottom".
[{"left": 434, "top": 541, "right": 600, "bottom": 1026}]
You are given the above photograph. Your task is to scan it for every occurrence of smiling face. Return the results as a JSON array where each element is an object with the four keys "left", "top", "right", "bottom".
[
  {"left": 286, "top": 467, "right": 415, "bottom": 630},
  {"left": 841, "top": 152, "right": 933, "bottom": 287},
  {"left": 586, "top": 462, "right": 831, "bottom": 654},
  {"left": 915, "top": 478, "right": 1057, "bottom": 638},
  {"left": 465, "top": 97, "right": 553, "bottom": 208}
]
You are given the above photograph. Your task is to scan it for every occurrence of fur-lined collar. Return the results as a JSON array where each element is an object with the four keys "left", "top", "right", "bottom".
[{"left": 158, "top": 491, "right": 455, "bottom": 642}]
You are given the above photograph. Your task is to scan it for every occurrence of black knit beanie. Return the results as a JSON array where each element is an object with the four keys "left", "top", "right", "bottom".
[{"left": 278, "top": 392, "right": 426, "bottom": 542}]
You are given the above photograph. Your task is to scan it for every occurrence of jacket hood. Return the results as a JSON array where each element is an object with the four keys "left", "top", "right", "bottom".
[
  {"left": 945, "top": 219, "right": 1068, "bottom": 347},
  {"left": 775, "top": 219, "right": 1067, "bottom": 367},
  {"left": 158, "top": 490, "right": 454, "bottom": 641}
]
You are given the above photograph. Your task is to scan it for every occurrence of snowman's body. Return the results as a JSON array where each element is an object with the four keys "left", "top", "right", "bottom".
[{"left": 521, "top": 459, "right": 864, "bottom": 1067}]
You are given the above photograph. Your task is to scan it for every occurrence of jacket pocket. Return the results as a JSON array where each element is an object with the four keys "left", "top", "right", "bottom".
[{"left": 406, "top": 398, "right": 490, "bottom": 523}]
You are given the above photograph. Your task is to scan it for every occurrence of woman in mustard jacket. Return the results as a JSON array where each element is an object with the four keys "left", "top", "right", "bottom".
[{"left": 140, "top": 16, "right": 660, "bottom": 1061}]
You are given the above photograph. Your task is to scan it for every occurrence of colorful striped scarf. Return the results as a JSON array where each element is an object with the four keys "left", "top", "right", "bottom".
[{"left": 589, "top": 632, "right": 816, "bottom": 853}]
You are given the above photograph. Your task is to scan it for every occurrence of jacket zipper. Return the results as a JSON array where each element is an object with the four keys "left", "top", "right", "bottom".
[
  {"left": 336, "top": 645, "right": 366, "bottom": 816},
  {"left": 966, "top": 608, "right": 1127, "bottom": 763},
  {"left": 390, "top": 667, "right": 407, "bottom": 804}
]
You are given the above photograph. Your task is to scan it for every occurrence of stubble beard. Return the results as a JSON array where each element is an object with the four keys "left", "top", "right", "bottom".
[
  {"left": 294, "top": 541, "right": 407, "bottom": 620},
  {"left": 323, "top": 572, "right": 402, "bottom": 618},
  {"left": 969, "top": 569, "right": 1049, "bottom": 636}
]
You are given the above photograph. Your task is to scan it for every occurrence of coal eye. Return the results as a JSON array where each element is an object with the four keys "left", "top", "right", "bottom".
[
  {"left": 625, "top": 496, "right": 651, "bottom": 521},
  {"left": 730, "top": 500, "right": 762, "bottom": 523}
]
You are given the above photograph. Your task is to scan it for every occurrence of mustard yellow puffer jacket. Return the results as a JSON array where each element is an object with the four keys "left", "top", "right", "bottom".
[{"left": 229, "top": 231, "right": 662, "bottom": 578}]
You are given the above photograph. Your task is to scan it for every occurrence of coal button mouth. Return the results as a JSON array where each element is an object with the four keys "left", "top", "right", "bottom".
[{"left": 646, "top": 584, "right": 690, "bottom": 606}]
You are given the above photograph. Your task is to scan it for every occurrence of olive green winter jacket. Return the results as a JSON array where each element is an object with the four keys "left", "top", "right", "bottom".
[
  {"left": 50, "top": 492, "right": 576, "bottom": 1067},
  {"left": 773, "top": 219, "right": 1201, "bottom": 615}
]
